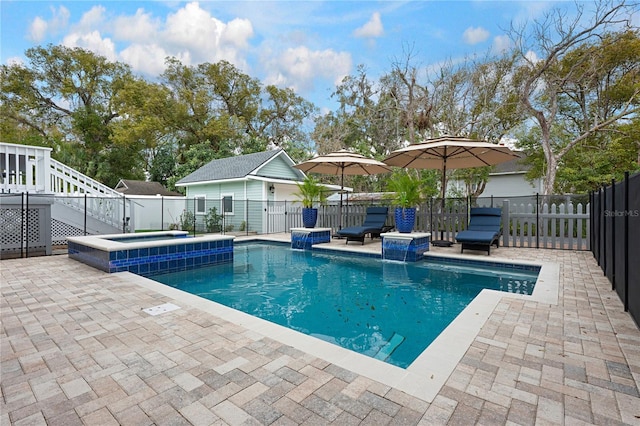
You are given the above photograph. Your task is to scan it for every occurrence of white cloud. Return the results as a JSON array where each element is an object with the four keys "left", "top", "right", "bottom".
[
  {"left": 29, "top": 17, "right": 48, "bottom": 42},
  {"left": 220, "top": 18, "right": 254, "bottom": 49},
  {"left": 112, "top": 8, "right": 160, "bottom": 44},
  {"left": 62, "top": 31, "right": 117, "bottom": 62},
  {"left": 162, "top": 2, "right": 253, "bottom": 66},
  {"left": 119, "top": 43, "right": 169, "bottom": 76},
  {"left": 492, "top": 35, "right": 512, "bottom": 54},
  {"left": 263, "top": 46, "right": 351, "bottom": 92},
  {"left": 462, "top": 26, "right": 489, "bottom": 45},
  {"left": 77, "top": 5, "right": 106, "bottom": 32},
  {"left": 28, "top": 6, "right": 70, "bottom": 42},
  {"left": 353, "top": 12, "right": 384, "bottom": 38},
  {"left": 6, "top": 57, "right": 24, "bottom": 66},
  {"left": 49, "top": 2, "right": 254, "bottom": 77},
  {"left": 524, "top": 50, "right": 540, "bottom": 64}
]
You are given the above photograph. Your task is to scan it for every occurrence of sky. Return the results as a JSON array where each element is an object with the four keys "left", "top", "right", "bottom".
[{"left": 1, "top": 1, "right": 584, "bottom": 112}]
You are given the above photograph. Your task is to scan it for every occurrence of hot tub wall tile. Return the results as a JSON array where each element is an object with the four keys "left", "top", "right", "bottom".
[{"left": 69, "top": 235, "right": 233, "bottom": 276}]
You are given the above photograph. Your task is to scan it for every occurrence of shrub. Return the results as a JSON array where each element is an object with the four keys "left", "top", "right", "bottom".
[
  {"left": 205, "top": 207, "right": 222, "bottom": 232},
  {"left": 179, "top": 210, "right": 195, "bottom": 232}
]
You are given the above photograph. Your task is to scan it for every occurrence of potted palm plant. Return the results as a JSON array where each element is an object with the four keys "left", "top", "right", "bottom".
[
  {"left": 294, "top": 175, "right": 326, "bottom": 228},
  {"left": 387, "top": 171, "right": 424, "bottom": 233}
]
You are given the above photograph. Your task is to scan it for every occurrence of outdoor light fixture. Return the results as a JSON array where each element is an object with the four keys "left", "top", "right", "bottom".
[{"left": 269, "top": 184, "right": 275, "bottom": 194}]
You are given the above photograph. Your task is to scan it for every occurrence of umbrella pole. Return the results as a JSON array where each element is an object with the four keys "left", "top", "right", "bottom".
[
  {"left": 432, "top": 159, "right": 453, "bottom": 247},
  {"left": 441, "top": 163, "right": 446, "bottom": 209},
  {"left": 339, "top": 171, "right": 344, "bottom": 230}
]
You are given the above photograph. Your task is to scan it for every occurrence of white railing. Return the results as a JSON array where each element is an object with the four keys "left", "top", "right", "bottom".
[
  {"left": 53, "top": 194, "right": 126, "bottom": 230},
  {"left": 0, "top": 142, "right": 51, "bottom": 193},
  {"left": 48, "top": 158, "right": 126, "bottom": 229},
  {"left": 49, "top": 158, "right": 121, "bottom": 197},
  {"left": 1, "top": 142, "right": 128, "bottom": 233}
]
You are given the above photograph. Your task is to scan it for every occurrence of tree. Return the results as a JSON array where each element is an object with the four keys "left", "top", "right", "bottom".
[
  {"left": 311, "top": 65, "right": 396, "bottom": 193},
  {"left": 385, "top": 46, "right": 433, "bottom": 145},
  {"left": 160, "top": 58, "right": 241, "bottom": 157},
  {"left": 451, "top": 167, "right": 491, "bottom": 200},
  {"left": 166, "top": 141, "right": 222, "bottom": 192},
  {"left": 110, "top": 78, "right": 176, "bottom": 179},
  {"left": 313, "top": 50, "right": 523, "bottom": 196},
  {"left": 0, "top": 44, "right": 144, "bottom": 187},
  {"left": 510, "top": 1, "right": 640, "bottom": 194},
  {"left": 160, "top": 57, "right": 316, "bottom": 179},
  {"left": 426, "top": 54, "right": 523, "bottom": 197},
  {"left": 148, "top": 142, "right": 177, "bottom": 187},
  {"left": 257, "top": 85, "right": 316, "bottom": 161}
]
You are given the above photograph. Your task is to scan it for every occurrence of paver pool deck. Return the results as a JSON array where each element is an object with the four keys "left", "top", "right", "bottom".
[{"left": 1, "top": 235, "right": 639, "bottom": 425}]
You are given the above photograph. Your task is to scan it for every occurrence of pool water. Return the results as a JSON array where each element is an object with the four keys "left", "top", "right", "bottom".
[{"left": 149, "top": 243, "right": 538, "bottom": 368}]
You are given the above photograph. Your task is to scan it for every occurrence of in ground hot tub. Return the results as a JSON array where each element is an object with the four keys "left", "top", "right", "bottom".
[{"left": 67, "top": 231, "right": 233, "bottom": 276}]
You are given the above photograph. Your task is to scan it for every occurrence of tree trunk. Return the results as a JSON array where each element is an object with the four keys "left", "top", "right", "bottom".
[{"left": 544, "top": 155, "right": 558, "bottom": 195}]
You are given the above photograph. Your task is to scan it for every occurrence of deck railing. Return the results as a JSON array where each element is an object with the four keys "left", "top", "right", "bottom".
[
  {"left": 0, "top": 142, "right": 51, "bottom": 193},
  {"left": 49, "top": 159, "right": 126, "bottom": 229},
  {"left": 0, "top": 143, "right": 127, "bottom": 229},
  {"left": 49, "top": 158, "right": 121, "bottom": 197}
]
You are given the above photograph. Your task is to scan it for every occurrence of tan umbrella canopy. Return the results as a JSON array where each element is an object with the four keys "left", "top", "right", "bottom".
[
  {"left": 293, "top": 150, "right": 391, "bottom": 229},
  {"left": 383, "top": 136, "right": 519, "bottom": 203},
  {"left": 383, "top": 136, "right": 519, "bottom": 245}
]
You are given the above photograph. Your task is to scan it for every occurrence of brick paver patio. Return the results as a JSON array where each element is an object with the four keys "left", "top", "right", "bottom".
[{"left": 1, "top": 240, "right": 639, "bottom": 425}]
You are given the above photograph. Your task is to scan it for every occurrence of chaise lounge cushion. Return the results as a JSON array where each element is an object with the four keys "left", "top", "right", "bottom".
[
  {"left": 337, "top": 207, "right": 389, "bottom": 244},
  {"left": 455, "top": 230, "right": 499, "bottom": 244},
  {"left": 455, "top": 207, "right": 502, "bottom": 255}
]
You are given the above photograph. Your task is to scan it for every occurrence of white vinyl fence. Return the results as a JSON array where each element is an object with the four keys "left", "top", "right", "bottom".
[{"left": 502, "top": 199, "right": 590, "bottom": 250}]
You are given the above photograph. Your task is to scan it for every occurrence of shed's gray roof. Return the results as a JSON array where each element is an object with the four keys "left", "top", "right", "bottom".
[
  {"left": 177, "top": 149, "right": 288, "bottom": 185},
  {"left": 492, "top": 152, "right": 530, "bottom": 174},
  {"left": 115, "top": 179, "right": 182, "bottom": 196}
]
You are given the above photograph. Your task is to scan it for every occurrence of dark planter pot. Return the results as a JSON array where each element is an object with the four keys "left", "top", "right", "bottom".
[
  {"left": 395, "top": 207, "right": 416, "bottom": 233},
  {"left": 302, "top": 207, "right": 318, "bottom": 228}
]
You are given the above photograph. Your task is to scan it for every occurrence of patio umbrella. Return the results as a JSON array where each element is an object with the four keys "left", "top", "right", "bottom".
[
  {"left": 293, "top": 150, "right": 391, "bottom": 230},
  {"left": 383, "top": 136, "right": 519, "bottom": 244}
]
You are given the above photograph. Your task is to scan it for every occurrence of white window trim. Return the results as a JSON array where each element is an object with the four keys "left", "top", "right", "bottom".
[
  {"left": 194, "top": 195, "right": 206, "bottom": 215},
  {"left": 221, "top": 193, "right": 234, "bottom": 215}
]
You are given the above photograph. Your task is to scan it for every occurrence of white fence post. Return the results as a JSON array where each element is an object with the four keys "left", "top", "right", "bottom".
[{"left": 502, "top": 200, "right": 510, "bottom": 247}]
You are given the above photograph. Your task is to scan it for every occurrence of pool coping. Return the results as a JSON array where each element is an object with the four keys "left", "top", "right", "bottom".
[
  {"left": 118, "top": 243, "right": 559, "bottom": 403},
  {"left": 67, "top": 230, "right": 234, "bottom": 251}
]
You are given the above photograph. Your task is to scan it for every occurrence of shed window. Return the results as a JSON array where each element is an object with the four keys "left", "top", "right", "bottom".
[
  {"left": 194, "top": 196, "right": 206, "bottom": 215},
  {"left": 222, "top": 195, "right": 234, "bottom": 215}
]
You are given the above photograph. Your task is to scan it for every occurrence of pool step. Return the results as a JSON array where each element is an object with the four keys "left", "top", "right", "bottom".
[{"left": 374, "top": 332, "right": 405, "bottom": 361}]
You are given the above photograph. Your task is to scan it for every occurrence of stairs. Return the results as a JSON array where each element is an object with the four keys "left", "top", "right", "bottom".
[{"left": 1, "top": 142, "right": 127, "bottom": 241}]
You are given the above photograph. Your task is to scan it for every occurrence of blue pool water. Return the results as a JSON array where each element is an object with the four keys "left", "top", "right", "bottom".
[{"left": 149, "top": 243, "right": 539, "bottom": 368}]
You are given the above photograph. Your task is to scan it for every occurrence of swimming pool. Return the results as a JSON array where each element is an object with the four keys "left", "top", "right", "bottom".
[{"left": 149, "top": 242, "right": 539, "bottom": 368}]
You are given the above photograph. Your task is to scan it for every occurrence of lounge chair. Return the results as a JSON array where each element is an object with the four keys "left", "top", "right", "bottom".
[
  {"left": 336, "top": 207, "right": 392, "bottom": 245},
  {"left": 455, "top": 207, "right": 502, "bottom": 255}
]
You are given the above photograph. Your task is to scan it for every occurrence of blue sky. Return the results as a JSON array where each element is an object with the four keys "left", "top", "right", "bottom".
[{"left": 2, "top": 1, "right": 576, "bottom": 111}]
